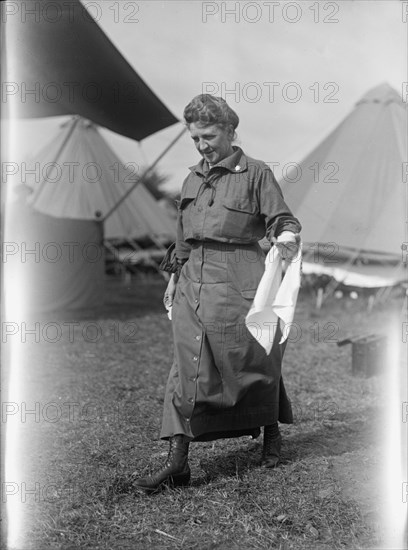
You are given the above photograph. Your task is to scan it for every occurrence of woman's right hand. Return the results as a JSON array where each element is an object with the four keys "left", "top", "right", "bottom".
[{"left": 163, "top": 273, "right": 177, "bottom": 309}]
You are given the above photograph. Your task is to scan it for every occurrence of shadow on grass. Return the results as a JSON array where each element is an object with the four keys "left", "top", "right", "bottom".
[
  {"left": 106, "top": 409, "right": 377, "bottom": 500},
  {"left": 283, "top": 420, "right": 375, "bottom": 463},
  {"left": 196, "top": 415, "right": 375, "bottom": 486}
]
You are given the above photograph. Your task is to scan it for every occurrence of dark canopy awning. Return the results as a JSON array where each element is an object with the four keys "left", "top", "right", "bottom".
[{"left": 3, "top": 0, "right": 178, "bottom": 140}]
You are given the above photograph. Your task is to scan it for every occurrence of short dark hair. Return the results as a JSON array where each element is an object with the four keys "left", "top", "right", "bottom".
[{"left": 183, "top": 94, "right": 239, "bottom": 133}]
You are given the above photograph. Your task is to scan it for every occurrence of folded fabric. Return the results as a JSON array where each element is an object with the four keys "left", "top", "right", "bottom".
[{"left": 245, "top": 244, "right": 302, "bottom": 354}]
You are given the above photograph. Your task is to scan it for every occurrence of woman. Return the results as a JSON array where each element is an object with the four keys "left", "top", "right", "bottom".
[{"left": 134, "top": 94, "right": 301, "bottom": 492}]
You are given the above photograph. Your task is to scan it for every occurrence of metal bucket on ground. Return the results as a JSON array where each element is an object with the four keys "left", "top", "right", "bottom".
[{"left": 338, "top": 333, "right": 387, "bottom": 377}]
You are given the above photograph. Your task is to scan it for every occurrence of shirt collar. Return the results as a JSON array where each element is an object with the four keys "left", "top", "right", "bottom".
[{"left": 189, "top": 146, "right": 248, "bottom": 176}]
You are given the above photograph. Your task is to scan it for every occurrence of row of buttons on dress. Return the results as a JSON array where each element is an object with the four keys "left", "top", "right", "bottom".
[
  {"left": 185, "top": 263, "right": 203, "bottom": 423},
  {"left": 194, "top": 277, "right": 201, "bottom": 303},
  {"left": 185, "top": 332, "right": 202, "bottom": 420},
  {"left": 194, "top": 278, "right": 201, "bottom": 303}
]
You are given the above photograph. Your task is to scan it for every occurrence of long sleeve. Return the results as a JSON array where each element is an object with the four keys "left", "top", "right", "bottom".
[
  {"left": 175, "top": 206, "right": 192, "bottom": 262},
  {"left": 159, "top": 188, "right": 192, "bottom": 274},
  {"left": 174, "top": 176, "right": 193, "bottom": 262},
  {"left": 256, "top": 166, "right": 301, "bottom": 241}
]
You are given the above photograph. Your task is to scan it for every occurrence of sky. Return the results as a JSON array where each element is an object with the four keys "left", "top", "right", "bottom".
[{"left": 8, "top": 0, "right": 407, "bottom": 193}]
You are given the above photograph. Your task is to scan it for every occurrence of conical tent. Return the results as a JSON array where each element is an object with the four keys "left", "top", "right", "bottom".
[
  {"left": 27, "top": 118, "right": 177, "bottom": 242},
  {"left": 14, "top": 118, "right": 178, "bottom": 313},
  {"left": 281, "top": 83, "right": 407, "bottom": 287},
  {"left": 3, "top": 0, "right": 181, "bottom": 312}
]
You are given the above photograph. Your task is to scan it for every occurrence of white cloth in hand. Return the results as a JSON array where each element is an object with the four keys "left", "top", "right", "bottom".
[{"left": 245, "top": 243, "right": 302, "bottom": 354}]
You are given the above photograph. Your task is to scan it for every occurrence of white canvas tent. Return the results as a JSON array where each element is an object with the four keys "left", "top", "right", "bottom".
[
  {"left": 281, "top": 83, "right": 407, "bottom": 289},
  {"left": 9, "top": 198, "right": 105, "bottom": 313},
  {"left": 27, "top": 118, "right": 177, "bottom": 242},
  {"left": 13, "top": 117, "right": 178, "bottom": 313},
  {"left": 3, "top": 0, "right": 181, "bottom": 313}
]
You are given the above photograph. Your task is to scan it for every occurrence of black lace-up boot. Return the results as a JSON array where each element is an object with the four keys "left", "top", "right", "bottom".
[
  {"left": 261, "top": 423, "right": 282, "bottom": 468},
  {"left": 134, "top": 435, "right": 191, "bottom": 493}
]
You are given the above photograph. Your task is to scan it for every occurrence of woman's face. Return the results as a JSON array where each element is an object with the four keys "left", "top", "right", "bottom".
[{"left": 189, "top": 123, "right": 234, "bottom": 165}]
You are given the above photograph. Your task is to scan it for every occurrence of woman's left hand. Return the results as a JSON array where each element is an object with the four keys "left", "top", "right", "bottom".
[{"left": 274, "top": 232, "right": 301, "bottom": 261}]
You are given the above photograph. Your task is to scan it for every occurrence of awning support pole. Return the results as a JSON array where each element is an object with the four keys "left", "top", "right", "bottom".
[{"left": 101, "top": 125, "right": 187, "bottom": 223}]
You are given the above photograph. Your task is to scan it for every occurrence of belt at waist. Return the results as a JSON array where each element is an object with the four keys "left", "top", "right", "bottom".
[
  {"left": 189, "top": 240, "right": 263, "bottom": 253},
  {"left": 187, "top": 240, "right": 266, "bottom": 267}
]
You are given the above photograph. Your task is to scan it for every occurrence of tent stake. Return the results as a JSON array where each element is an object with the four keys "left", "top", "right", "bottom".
[
  {"left": 316, "top": 287, "right": 323, "bottom": 309},
  {"left": 102, "top": 125, "right": 187, "bottom": 223}
]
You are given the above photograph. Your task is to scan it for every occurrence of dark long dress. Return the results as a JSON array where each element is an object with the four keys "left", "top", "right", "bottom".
[{"left": 160, "top": 147, "right": 301, "bottom": 442}]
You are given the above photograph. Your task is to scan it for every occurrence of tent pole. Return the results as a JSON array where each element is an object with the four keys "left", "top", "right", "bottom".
[
  {"left": 52, "top": 116, "right": 81, "bottom": 164},
  {"left": 102, "top": 125, "right": 187, "bottom": 223}
]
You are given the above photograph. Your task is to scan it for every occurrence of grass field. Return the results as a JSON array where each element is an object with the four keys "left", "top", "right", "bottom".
[{"left": 4, "top": 276, "right": 403, "bottom": 550}]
